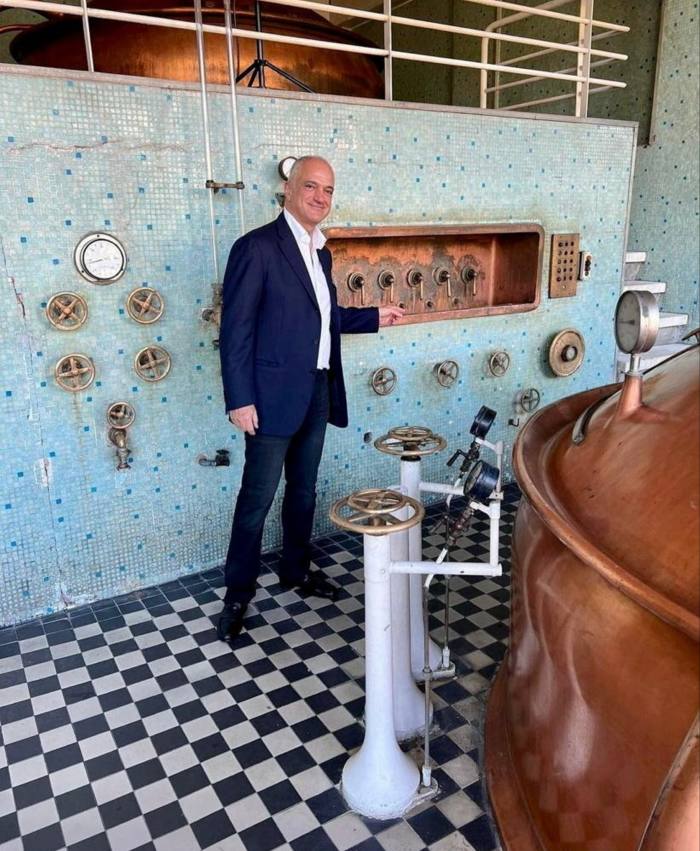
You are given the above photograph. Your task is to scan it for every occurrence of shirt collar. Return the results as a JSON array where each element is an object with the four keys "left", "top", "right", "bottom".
[{"left": 284, "top": 208, "right": 326, "bottom": 252}]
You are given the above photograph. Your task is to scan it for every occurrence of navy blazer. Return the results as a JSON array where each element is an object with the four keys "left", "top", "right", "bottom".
[{"left": 219, "top": 213, "right": 379, "bottom": 437}]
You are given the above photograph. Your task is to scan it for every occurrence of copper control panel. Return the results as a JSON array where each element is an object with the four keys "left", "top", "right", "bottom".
[{"left": 324, "top": 224, "right": 543, "bottom": 323}]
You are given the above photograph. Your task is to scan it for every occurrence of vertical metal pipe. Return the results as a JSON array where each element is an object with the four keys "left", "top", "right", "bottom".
[
  {"left": 479, "top": 35, "right": 490, "bottom": 108},
  {"left": 223, "top": 0, "right": 246, "bottom": 235},
  {"left": 421, "top": 573, "right": 433, "bottom": 787},
  {"left": 79, "top": 0, "right": 95, "bottom": 72},
  {"left": 194, "top": 0, "right": 220, "bottom": 283},
  {"left": 494, "top": 6, "right": 503, "bottom": 109},
  {"left": 575, "top": 0, "right": 594, "bottom": 117},
  {"left": 383, "top": 0, "right": 393, "bottom": 100}
]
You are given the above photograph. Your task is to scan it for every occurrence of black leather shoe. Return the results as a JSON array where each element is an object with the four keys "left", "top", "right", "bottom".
[
  {"left": 280, "top": 571, "right": 340, "bottom": 601},
  {"left": 217, "top": 602, "right": 245, "bottom": 642}
]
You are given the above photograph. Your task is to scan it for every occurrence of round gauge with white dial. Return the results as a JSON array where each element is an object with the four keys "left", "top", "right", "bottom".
[
  {"left": 74, "top": 232, "right": 127, "bottom": 284},
  {"left": 614, "top": 290, "right": 659, "bottom": 354},
  {"left": 278, "top": 156, "right": 298, "bottom": 181}
]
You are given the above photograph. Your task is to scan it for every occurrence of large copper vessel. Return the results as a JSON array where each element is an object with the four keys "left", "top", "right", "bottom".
[
  {"left": 1, "top": 1, "right": 384, "bottom": 97},
  {"left": 486, "top": 346, "right": 700, "bottom": 850}
]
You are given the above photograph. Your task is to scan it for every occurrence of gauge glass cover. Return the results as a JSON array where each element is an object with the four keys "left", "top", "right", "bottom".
[
  {"left": 75, "top": 233, "right": 126, "bottom": 283},
  {"left": 615, "top": 291, "right": 642, "bottom": 353}
]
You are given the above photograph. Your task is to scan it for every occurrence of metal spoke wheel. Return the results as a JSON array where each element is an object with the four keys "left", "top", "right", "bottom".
[
  {"left": 374, "top": 425, "right": 447, "bottom": 457},
  {"left": 330, "top": 488, "right": 424, "bottom": 536},
  {"left": 370, "top": 366, "right": 397, "bottom": 396}
]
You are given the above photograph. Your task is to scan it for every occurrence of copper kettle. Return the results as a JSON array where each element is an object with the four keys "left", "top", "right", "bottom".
[{"left": 1, "top": 0, "right": 385, "bottom": 98}]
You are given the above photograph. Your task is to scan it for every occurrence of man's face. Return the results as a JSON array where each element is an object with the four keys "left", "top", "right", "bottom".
[{"left": 284, "top": 158, "right": 335, "bottom": 232}]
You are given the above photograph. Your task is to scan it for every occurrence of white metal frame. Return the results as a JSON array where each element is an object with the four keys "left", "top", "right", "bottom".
[{"left": 2, "top": 0, "right": 628, "bottom": 115}]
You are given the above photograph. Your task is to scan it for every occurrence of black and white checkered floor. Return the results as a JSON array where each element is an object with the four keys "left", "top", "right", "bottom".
[{"left": 0, "top": 489, "right": 517, "bottom": 851}]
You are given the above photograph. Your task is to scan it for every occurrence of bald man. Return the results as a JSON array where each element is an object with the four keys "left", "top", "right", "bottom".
[{"left": 217, "top": 156, "right": 403, "bottom": 642}]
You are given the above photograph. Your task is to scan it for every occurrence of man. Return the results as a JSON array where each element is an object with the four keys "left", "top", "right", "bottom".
[{"left": 217, "top": 156, "right": 403, "bottom": 642}]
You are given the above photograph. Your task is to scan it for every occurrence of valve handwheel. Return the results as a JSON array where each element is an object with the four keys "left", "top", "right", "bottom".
[
  {"left": 434, "top": 360, "right": 459, "bottom": 388},
  {"left": 134, "top": 346, "right": 172, "bottom": 382},
  {"left": 126, "top": 287, "right": 164, "bottom": 324},
  {"left": 370, "top": 367, "right": 397, "bottom": 396},
  {"left": 46, "top": 292, "right": 88, "bottom": 331},
  {"left": 330, "top": 488, "right": 424, "bottom": 535},
  {"left": 107, "top": 401, "right": 136, "bottom": 429},
  {"left": 519, "top": 387, "right": 541, "bottom": 413},
  {"left": 54, "top": 354, "right": 95, "bottom": 392},
  {"left": 374, "top": 425, "right": 447, "bottom": 457}
]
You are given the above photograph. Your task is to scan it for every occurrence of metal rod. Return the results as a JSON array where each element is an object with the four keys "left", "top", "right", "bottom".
[
  {"left": 383, "top": 0, "right": 393, "bottom": 101},
  {"left": 391, "top": 560, "right": 502, "bottom": 577},
  {"left": 421, "top": 574, "right": 433, "bottom": 788},
  {"left": 389, "top": 12, "right": 627, "bottom": 59},
  {"left": 79, "top": 0, "right": 95, "bottom": 73},
  {"left": 262, "top": 0, "right": 388, "bottom": 23},
  {"left": 457, "top": 0, "right": 629, "bottom": 30},
  {"left": 487, "top": 56, "right": 615, "bottom": 93},
  {"left": 495, "top": 27, "right": 622, "bottom": 70},
  {"left": 390, "top": 49, "right": 626, "bottom": 88},
  {"left": 501, "top": 84, "right": 610, "bottom": 110},
  {"left": 223, "top": 0, "right": 246, "bottom": 235},
  {"left": 575, "top": 0, "right": 594, "bottom": 118},
  {"left": 193, "top": 0, "right": 220, "bottom": 284}
]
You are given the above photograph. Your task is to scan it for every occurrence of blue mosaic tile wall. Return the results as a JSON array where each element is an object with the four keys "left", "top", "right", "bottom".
[
  {"left": 0, "top": 68, "right": 635, "bottom": 624},
  {"left": 628, "top": 0, "right": 699, "bottom": 327}
]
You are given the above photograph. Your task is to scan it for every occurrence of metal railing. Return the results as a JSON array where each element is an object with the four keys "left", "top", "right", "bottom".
[
  {"left": 0, "top": 0, "right": 630, "bottom": 253},
  {"left": 2, "top": 0, "right": 629, "bottom": 115}
]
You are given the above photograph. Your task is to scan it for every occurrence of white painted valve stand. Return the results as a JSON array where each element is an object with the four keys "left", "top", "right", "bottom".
[
  {"left": 376, "top": 426, "right": 504, "bottom": 684},
  {"left": 330, "top": 487, "right": 503, "bottom": 820},
  {"left": 373, "top": 428, "right": 451, "bottom": 681},
  {"left": 390, "top": 498, "right": 429, "bottom": 741}
]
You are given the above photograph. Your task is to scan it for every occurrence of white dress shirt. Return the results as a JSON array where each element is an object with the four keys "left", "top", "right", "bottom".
[{"left": 284, "top": 209, "right": 331, "bottom": 370}]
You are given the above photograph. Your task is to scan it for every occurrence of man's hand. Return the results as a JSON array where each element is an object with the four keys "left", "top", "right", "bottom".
[
  {"left": 378, "top": 305, "right": 405, "bottom": 327},
  {"left": 229, "top": 404, "right": 259, "bottom": 435}
]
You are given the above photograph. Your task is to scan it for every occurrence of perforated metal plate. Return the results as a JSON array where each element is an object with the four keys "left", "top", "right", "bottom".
[{"left": 549, "top": 233, "right": 580, "bottom": 298}]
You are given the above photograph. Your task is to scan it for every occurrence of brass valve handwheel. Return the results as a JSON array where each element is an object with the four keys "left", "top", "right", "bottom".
[
  {"left": 370, "top": 366, "right": 397, "bottom": 396},
  {"left": 434, "top": 359, "right": 459, "bottom": 388},
  {"left": 374, "top": 425, "right": 447, "bottom": 457},
  {"left": 488, "top": 350, "right": 511, "bottom": 377},
  {"left": 46, "top": 292, "right": 88, "bottom": 331},
  {"left": 54, "top": 353, "right": 95, "bottom": 392},
  {"left": 548, "top": 328, "right": 585, "bottom": 377},
  {"left": 330, "top": 488, "right": 425, "bottom": 536},
  {"left": 519, "top": 387, "right": 541, "bottom": 413},
  {"left": 107, "top": 401, "right": 135, "bottom": 429},
  {"left": 134, "top": 345, "right": 171, "bottom": 382},
  {"left": 126, "top": 287, "right": 164, "bottom": 324}
]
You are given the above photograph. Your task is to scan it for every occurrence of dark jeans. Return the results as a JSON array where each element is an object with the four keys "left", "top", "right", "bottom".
[{"left": 224, "top": 370, "right": 329, "bottom": 607}]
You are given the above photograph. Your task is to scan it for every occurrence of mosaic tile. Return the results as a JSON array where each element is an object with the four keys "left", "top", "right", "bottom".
[{"left": 0, "top": 68, "right": 635, "bottom": 623}]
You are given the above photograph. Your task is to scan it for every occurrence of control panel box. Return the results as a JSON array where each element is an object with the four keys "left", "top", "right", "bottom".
[{"left": 324, "top": 224, "right": 544, "bottom": 324}]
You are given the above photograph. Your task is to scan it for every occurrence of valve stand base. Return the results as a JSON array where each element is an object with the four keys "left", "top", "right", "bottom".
[
  {"left": 414, "top": 661, "right": 456, "bottom": 683},
  {"left": 341, "top": 770, "right": 438, "bottom": 820}
]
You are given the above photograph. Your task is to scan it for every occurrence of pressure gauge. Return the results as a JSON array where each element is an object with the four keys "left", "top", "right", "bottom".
[
  {"left": 278, "top": 156, "right": 298, "bottom": 181},
  {"left": 614, "top": 290, "right": 659, "bottom": 354},
  {"left": 470, "top": 405, "right": 497, "bottom": 439},
  {"left": 74, "top": 233, "right": 127, "bottom": 284},
  {"left": 464, "top": 460, "right": 499, "bottom": 502}
]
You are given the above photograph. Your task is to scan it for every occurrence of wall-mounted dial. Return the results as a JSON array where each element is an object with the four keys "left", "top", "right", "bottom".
[
  {"left": 278, "top": 156, "right": 298, "bottom": 181},
  {"left": 74, "top": 232, "right": 127, "bottom": 284},
  {"left": 615, "top": 290, "right": 659, "bottom": 354}
]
